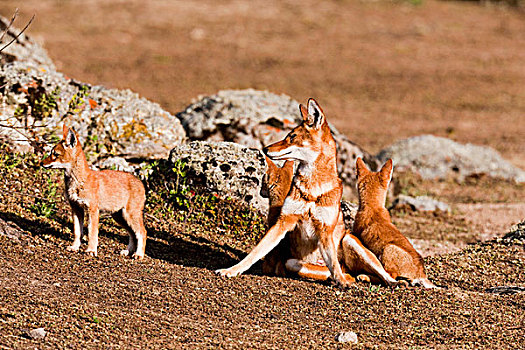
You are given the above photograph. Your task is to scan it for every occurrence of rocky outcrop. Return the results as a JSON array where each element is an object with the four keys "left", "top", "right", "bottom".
[
  {"left": 0, "top": 15, "right": 185, "bottom": 164},
  {"left": 176, "top": 89, "right": 379, "bottom": 188},
  {"left": 166, "top": 141, "right": 362, "bottom": 217},
  {"left": 376, "top": 135, "right": 525, "bottom": 183},
  {"left": 390, "top": 195, "right": 449, "bottom": 212},
  {"left": 341, "top": 200, "right": 358, "bottom": 229},
  {"left": 168, "top": 141, "right": 267, "bottom": 212},
  {"left": 503, "top": 220, "right": 525, "bottom": 242}
]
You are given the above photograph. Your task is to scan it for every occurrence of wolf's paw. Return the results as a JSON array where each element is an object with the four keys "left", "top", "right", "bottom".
[
  {"left": 334, "top": 277, "right": 355, "bottom": 290},
  {"left": 215, "top": 268, "right": 241, "bottom": 277},
  {"left": 66, "top": 245, "right": 80, "bottom": 252},
  {"left": 395, "top": 276, "right": 411, "bottom": 288},
  {"left": 120, "top": 249, "right": 130, "bottom": 257},
  {"left": 131, "top": 252, "right": 144, "bottom": 260},
  {"left": 85, "top": 248, "right": 97, "bottom": 257}
]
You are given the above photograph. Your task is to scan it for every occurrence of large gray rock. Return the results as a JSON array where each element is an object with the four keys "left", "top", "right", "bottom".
[
  {"left": 390, "top": 195, "right": 449, "bottom": 213},
  {"left": 168, "top": 140, "right": 361, "bottom": 218},
  {"left": 0, "top": 15, "right": 185, "bottom": 162},
  {"left": 176, "top": 89, "right": 378, "bottom": 188},
  {"left": 377, "top": 135, "right": 525, "bottom": 183},
  {"left": 168, "top": 141, "right": 267, "bottom": 212}
]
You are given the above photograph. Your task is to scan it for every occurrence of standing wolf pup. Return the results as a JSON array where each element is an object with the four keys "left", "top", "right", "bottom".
[
  {"left": 217, "top": 99, "right": 356, "bottom": 287},
  {"left": 353, "top": 157, "right": 437, "bottom": 288},
  {"left": 42, "top": 124, "right": 147, "bottom": 259}
]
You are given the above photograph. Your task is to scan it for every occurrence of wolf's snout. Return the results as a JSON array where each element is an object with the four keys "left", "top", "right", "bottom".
[{"left": 262, "top": 147, "right": 269, "bottom": 155}]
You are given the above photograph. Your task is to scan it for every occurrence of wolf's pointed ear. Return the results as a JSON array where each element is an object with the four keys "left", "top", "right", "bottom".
[
  {"left": 65, "top": 128, "right": 77, "bottom": 148},
  {"left": 62, "top": 123, "right": 69, "bottom": 140},
  {"left": 265, "top": 155, "right": 277, "bottom": 172},
  {"left": 380, "top": 159, "right": 394, "bottom": 184},
  {"left": 356, "top": 157, "right": 369, "bottom": 178},
  {"left": 306, "top": 98, "right": 325, "bottom": 129},
  {"left": 299, "top": 104, "right": 309, "bottom": 122}
]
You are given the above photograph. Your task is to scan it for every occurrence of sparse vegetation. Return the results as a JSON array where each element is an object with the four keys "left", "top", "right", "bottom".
[
  {"left": 145, "top": 159, "right": 266, "bottom": 246},
  {"left": 0, "top": 0, "right": 523, "bottom": 348}
]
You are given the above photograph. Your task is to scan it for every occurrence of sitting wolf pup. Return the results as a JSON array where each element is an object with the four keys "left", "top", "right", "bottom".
[
  {"left": 261, "top": 156, "right": 399, "bottom": 287},
  {"left": 353, "top": 157, "right": 437, "bottom": 288},
  {"left": 42, "top": 124, "right": 147, "bottom": 259},
  {"left": 217, "top": 98, "right": 395, "bottom": 287}
]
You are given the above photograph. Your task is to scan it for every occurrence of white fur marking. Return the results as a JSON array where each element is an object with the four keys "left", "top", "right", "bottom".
[
  {"left": 299, "top": 219, "right": 317, "bottom": 240},
  {"left": 313, "top": 205, "right": 338, "bottom": 226},
  {"left": 268, "top": 146, "right": 319, "bottom": 164},
  {"left": 281, "top": 198, "right": 309, "bottom": 215},
  {"left": 45, "top": 161, "right": 72, "bottom": 170}
]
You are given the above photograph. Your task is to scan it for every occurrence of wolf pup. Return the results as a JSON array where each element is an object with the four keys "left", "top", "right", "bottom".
[
  {"left": 353, "top": 157, "right": 437, "bottom": 288},
  {"left": 261, "top": 156, "right": 399, "bottom": 287},
  {"left": 42, "top": 124, "right": 147, "bottom": 259},
  {"left": 217, "top": 99, "right": 362, "bottom": 287}
]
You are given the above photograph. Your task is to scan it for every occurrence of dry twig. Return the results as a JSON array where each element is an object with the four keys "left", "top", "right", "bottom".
[{"left": 0, "top": 8, "right": 35, "bottom": 54}]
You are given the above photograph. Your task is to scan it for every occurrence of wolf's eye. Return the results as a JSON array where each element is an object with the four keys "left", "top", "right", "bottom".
[{"left": 289, "top": 133, "right": 296, "bottom": 141}]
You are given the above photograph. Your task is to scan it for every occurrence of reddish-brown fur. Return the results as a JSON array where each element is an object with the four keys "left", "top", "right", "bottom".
[
  {"left": 353, "top": 157, "right": 437, "bottom": 288},
  {"left": 260, "top": 157, "right": 294, "bottom": 277},
  {"left": 217, "top": 99, "right": 396, "bottom": 288},
  {"left": 262, "top": 156, "right": 399, "bottom": 287},
  {"left": 42, "top": 124, "right": 147, "bottom": 259}
]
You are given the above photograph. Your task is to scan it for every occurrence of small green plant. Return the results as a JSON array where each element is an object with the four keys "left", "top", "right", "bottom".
[
  {"left": 67, "top": 84, "right": 90, "bottom": 114},
  {"left": 14, "top": 82, "right": 60, "bottom": 121},
  {"left": 368, "top": 284, "right": 381, "bottom": 293},
  {"left": 145, "top": 159, "right": 266, "bottom": 242},
  {"left": 30, "top": 175, "right": 58, "bottom": 218}
]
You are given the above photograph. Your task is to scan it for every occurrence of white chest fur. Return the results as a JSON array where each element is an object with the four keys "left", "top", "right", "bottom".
[{"left": 298, "top": 219, "right": 317, "bottom": 241}]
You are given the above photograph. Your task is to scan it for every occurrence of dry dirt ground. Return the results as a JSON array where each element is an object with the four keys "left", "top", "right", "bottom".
[{"left": 0, "top": 0, "right": 524, "bottom": 349}]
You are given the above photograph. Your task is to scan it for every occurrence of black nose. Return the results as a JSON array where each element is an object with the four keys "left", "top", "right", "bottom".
[{"left": 262, "top": 147, "right": 269, "bottom": 155}]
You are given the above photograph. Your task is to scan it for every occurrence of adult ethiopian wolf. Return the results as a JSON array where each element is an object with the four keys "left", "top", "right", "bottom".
[{"left": 216, "top": 98, "right": 354, "bottom": 287}]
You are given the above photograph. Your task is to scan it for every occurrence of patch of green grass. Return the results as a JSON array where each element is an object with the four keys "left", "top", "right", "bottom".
[{"left": 145, "top": 159, "right": 266, "bottom": 244}]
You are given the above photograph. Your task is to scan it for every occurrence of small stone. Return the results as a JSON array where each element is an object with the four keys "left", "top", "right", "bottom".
[
  {"left": 335, "top": 331, "right": 358, "bottom": 344},
  {"left": 28, "top": 327, "right": 46, "bottom": 340}
]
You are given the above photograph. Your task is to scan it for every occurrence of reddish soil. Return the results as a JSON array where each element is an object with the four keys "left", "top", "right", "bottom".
[{"left": 0, "top": 1, "right": 524, "bottom": 349}]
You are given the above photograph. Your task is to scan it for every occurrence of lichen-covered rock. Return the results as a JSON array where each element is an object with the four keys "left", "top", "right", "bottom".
[
  {"left": 502, "top": 220, "right": 525, "bottom": 243},
  {"left": 341, "top": 200, "right": 358, "bottom": 229},
  {"left": 0, "top": 15, "right": 185, "bottom": 163},
  {"left": 176, "top": 89, "right": 378, "bottom": 188},
  {"left": 166, "top": 141, "right": 360, "bottom": 219},
  {"left": 376, "top": 135, "right": 525, "bottom": 183},
  {"left": 168, "top": 141, "right": 267, "bottom": 212},
  {"left": 97, "top": 156, "right": 135, "bottom": 173}
]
